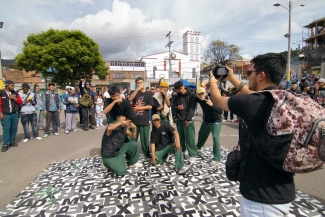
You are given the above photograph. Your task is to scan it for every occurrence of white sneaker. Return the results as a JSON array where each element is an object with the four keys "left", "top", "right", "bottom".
[
  {"left": 188, "top": 157, "right": 196, "bottom": 164},
  {"left": 231, "top": 120, "right": 235, "bottom": 122},
  {"left": 34, "top": 137, "right": 42, "bottom": 140},
  {"left": 73, "top": 129, "right": 78, "bottom": 132},
  {"left": 209, "top": 160, "right": 219, "bottom": 166},
  {"left": 129, "top": 162, "right": 143, "bottom": 168},
  {"left": 178, "top": 166, "right": 191, "bottom": 174},
  {"left": 223, "top": 120, "right": 227, "bottom": 122},
  {"left": 23, "top": 139, "right": 30, "bottom": 143},
  {"left": 65, "top": 130, "right": 69, "bottom": 134}
]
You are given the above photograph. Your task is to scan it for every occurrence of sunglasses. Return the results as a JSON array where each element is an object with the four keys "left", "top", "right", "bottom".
[{"left": 247, "top": 70, "right": 257, "bottom": 77}]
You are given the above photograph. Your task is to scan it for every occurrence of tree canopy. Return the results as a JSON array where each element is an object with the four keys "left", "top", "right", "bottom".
[
  {"left": 16, "top": 29, "right": 108, "bottom": 87},
  {"left": 203, "top": 40, "right": 242, "bottom": 66}
]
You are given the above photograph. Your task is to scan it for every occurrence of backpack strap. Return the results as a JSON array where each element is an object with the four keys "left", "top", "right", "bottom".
[{"left": 238, "top": 118, "right": 254, "bottom": 181}]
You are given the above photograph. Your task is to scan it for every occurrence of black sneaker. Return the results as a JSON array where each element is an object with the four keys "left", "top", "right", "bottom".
[
  {"left": 83, "top": 127, "right": 89, "bottom": 131},
  {"left": 89, "top": 125, "right": 95, "bottom": 130},
  {"left": 145, "top": 153, "right": 152, "bottom": 159},
  {"left": 1, "top": 146, "right": 8, "bottom": 152},
  {"left": 10, "top": 142, "right": 18, "bottom": 147}
]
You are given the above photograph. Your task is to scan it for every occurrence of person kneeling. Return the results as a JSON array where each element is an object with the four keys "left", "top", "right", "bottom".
[
  {"left": 150, "top": 114, "right": 191, "bottom": 174},
  {"left": 101, "top": 115, "right": 140, "bottom": 176}
]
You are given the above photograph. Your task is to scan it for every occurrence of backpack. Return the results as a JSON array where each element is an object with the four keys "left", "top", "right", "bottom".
[
  {"left": 79, "top": 89, "right": 93, "bottom": 107},
  {"left": 255, "top": 90, "right": 325, "bottom": 173}
]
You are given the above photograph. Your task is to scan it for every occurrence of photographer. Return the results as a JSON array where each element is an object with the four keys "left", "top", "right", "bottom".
[{"left": 209, "top": 53, "right": 294, "bottom": 216}]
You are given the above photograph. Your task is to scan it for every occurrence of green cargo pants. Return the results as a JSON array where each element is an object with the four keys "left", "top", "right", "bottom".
[
  {"left": 197, "top": 122, "right": 222, "bottom": 161},
  {"left": 130, "top": 125, "right": 150, "bottom": 155},
  {"left": 176, "top": 119, "right": 197, "bottom": 157},
  {"left": 102, "top": 141, "right": 139, "bottom": 176},
  {"left": 154, "top": 143, "right": 184, "bottom": 170}
]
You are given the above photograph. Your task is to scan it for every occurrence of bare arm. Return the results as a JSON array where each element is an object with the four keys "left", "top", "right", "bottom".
[
  {"left": 173, "top": 130, "right": 181, "bottom": 151},
  {"left": 106, "top": 120, "right": 130, "bottom": 136},
  {"left": 225, "top": 66, "right": 253, "bottom": 94},
  {"left": 103, "top": 98, "right": 122, "bottom": 114},
  {"left": 126, "top": 122, "right": 137, "bottom": 138}
]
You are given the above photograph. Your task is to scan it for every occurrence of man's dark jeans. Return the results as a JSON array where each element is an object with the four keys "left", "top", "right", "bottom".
[{"left": 21, "top": 113, "right": 39, "bottom": 139}]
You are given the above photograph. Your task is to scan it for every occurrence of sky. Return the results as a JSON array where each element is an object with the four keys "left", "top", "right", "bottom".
[{"left": 0, "top": 0, "right": 324, "bottom": 62}]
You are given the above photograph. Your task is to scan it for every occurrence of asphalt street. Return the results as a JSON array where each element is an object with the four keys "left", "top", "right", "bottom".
[{"left": 0, "top": 108, "right": 324, "bottom": 211}]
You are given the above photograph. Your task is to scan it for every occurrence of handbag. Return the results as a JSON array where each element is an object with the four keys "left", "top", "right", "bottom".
[{"left": 225, "top": 142, "right": 241, "bottom": 181}]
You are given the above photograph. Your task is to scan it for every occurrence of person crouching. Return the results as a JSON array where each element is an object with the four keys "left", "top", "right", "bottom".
[
  {"left": 101, "top": 115, "right": 141, "bottom": 176},
  {"left": 150, "top": 114, "right": 191, "bottom": 174}
]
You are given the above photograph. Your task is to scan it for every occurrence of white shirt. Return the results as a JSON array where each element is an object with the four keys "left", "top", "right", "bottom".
[{"left": 104, "top": 91, "right": 110, "bottom": 98}]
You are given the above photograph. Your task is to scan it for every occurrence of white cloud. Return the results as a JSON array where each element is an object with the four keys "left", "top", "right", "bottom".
[
  {"left": 62, "top": 0, "right": 94, "bottom": 5},
  {"left": 0, "top": 0, "right": 324, "bottom": 61}
]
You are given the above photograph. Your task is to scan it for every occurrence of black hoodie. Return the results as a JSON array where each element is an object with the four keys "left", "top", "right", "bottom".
[{"left": 174, "top": 88, "right": 196, "bottom": 121}]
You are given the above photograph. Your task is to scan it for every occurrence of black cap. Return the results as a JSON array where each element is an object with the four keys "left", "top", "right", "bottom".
[
  {"left": 5, "top": 80, "right": 14, "bottom": 86},
  {"left": 22, "top": 83, "right": 30, "bottom": 89}
]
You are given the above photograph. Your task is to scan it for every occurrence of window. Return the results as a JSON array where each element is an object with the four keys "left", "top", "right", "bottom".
[
  {"left": 195, "top": 36, "right": 199, "bottom": 43},
  {"left": 93, "top": 75, "right": 99, "bottom": 79},
  {"left": 123, "top": 62, "right": 127, "bottom": 66},
  {"left": 113, "top": 73, "right": 126, "bottom": 78},
  {"left": 190, "top": 55, "right": 194, "bottom": 60},
  {"left": 195, "top": 44, "right": 199, "bottom": 53},
  {"left": 190, "top": 35, "right": 194, "bottom": 42},
  {"left": 190, "top": 44, "right": 194, "bottom": 53},
  {"left": 195, "top": 55, "right": 199, "bottom": 61},
  {"left": 131, "top": 73, "right": 142, "bottom": 78}
]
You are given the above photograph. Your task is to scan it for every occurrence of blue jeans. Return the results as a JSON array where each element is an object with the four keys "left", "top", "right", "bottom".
[
  {"left": 149, "top": 109, "right": 152, "bottom": 121},
  {"left": 0, "top": 113, "right": 19, "bottom": 146},
  {"left": 21, "top": 113, "right": 39, "bottom": 139},
  {"left": 240, "top": 197, "right": 290, "bottom": 216}
]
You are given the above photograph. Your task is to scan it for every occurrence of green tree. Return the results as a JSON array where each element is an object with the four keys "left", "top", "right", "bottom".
[
  {"left": 203, "top": 39, "right": 242, "bottom": 66},
  {"left": 16, "top": 29, "right": 108, "bottom": 87}
]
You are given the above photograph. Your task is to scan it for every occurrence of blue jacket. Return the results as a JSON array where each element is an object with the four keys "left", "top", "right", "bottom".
[{"left": 64, "top": 93, "right": 79, "bottom": 113}]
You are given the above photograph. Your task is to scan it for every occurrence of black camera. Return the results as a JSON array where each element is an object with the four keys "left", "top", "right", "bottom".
[{"left": 212, "top": 65, "right": 228, "bottom": 78}]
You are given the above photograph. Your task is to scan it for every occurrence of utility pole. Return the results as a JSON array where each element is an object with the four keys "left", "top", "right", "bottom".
[{"left": 165, "top": 31, "right": 173, "bottom": 76}]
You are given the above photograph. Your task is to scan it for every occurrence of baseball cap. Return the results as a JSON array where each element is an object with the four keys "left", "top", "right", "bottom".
[
  {"left": 317, "top": 78, "right": 325, "bottom": 83},
  {"left": 152, "top": 114, "right": 160, "bottom": 120},
  {"left": 85, "top": 81, "right": 90, "bottom": 85},
  {"left": 22, "top": 83, "right": 30, "bottom": 89},
  {"left": 69, "top": 87, "right": 75, "bottom": 91},
  {"left": 91, "top": 84, "right": 96, "bottom": 87},
  {"left": 65, "top": 85, "right": 70, "bottom": 89},
  {"left": 159, "top": 81, "right": 168, "bottom": 87},
  {"left": 196, "top": 87, "right": 205, "bottom": 94},
  {"left": 5, "top": 80, "right": 14, "bottom": 86}
]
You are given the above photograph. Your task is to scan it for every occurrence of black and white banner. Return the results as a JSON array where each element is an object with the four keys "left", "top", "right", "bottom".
[{"left": 1, "top": 147, "right": 324, "bottom": 216}]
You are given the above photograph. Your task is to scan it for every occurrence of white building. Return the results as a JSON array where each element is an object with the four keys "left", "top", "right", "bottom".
[{"left": 140, "top": 30, "right": 201, "bottom": 86}]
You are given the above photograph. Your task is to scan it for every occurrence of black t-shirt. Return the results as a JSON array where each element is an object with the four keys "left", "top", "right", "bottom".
[
  {"left": 196, "top": 96, "right": 223, "bottom": 123},
  {"left": 101, "top": 127, "right": 129, "bottom": 158},
  {"left": 228, "top": 88, "right": 295, "bottom": 204},
  {"left": 105, "top": 98, "right": 134, "bottom": 120},
  {"left": 131, "top": 91, "right": 154, "bottom": 125},
  {"left": 150, "top": 124, "right": 175, "bottom": 151}
]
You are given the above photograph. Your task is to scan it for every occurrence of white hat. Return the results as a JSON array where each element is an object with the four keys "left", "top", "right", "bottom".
[
  {"left": 65, "top": 85, "right": 70, "bottom": 89},
  {"left": 69, "top": 87, "right": 75, "bottom": 91},
  {"left": 317, "top": 78, "right": 325, "bottom": 83}
]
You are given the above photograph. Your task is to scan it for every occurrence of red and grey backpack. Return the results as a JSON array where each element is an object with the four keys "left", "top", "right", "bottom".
[{"left": 254, "top": 90, "right": 325, "bottom": 173}]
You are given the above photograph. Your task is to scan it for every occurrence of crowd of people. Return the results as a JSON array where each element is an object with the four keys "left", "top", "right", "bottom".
[{"left": 1, "top": 53, "right": 325, "bottom": 216}]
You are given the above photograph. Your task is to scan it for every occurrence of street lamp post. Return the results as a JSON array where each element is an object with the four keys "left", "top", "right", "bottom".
[{"left": 274, "top": 1, "right": 304, "bottom": 88}]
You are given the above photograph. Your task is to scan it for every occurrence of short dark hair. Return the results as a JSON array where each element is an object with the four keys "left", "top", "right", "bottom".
[
  {"left": 169, "top": 85, "right": 173, "bottom": 88},
  {"left": 48, "top": 83, "right": 55, "bottom": 87},
  {"left": 300, "top": 82, "right": 310, "bottom": 92},
  {"left": 108, "top": 86, "right": 120, "bottom": 95},
  {"left": 291, "top": 81, "right": 297, "bottom": 85},
  {"left": 135, "top": 77, "right": 144, "bottom": 83},
  {"left": 251, "top": 53, "right": 286, "bottom": 85},
  {"left": 174, "top": 81, "right": 184, "bottom": 90}
]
